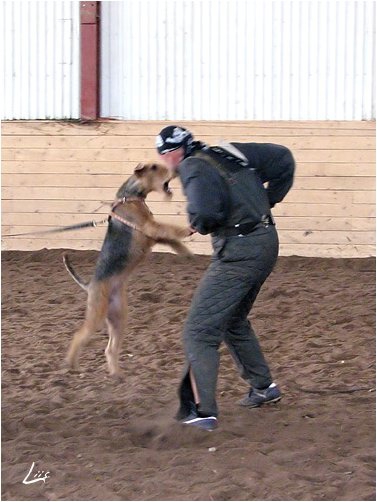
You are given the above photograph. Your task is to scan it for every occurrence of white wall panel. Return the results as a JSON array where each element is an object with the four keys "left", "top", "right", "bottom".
[
  {"left": 101, "top": 0, "right": 376, "bottom": 121},
  {"left": 1, "top": 1, "right": 80, "bottom": 120}
]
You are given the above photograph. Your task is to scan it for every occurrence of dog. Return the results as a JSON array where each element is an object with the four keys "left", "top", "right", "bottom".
[{"left": 63, "top": 162, "right": 193, "bottom": 377}]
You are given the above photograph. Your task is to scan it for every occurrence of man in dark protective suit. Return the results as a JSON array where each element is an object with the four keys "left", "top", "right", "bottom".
[{"left": 156, "top": 125, "right": 295, "bottom": 431}]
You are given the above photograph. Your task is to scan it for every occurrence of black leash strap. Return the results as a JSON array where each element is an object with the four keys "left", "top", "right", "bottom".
[{"left": 4, "top": 218, "right": 108, "bottom": 238}]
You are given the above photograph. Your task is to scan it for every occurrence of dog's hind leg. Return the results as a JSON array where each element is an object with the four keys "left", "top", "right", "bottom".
[
  {"left": 105, "top": 280, "right": 128, "bottom": 377},
  {"left": 66, "top": 283, "right": 108, "bottom": 371}
]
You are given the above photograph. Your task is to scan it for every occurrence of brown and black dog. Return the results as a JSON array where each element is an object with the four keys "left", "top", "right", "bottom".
[{"left": 63, "top": 162, "right": 192, "bottom": 376}]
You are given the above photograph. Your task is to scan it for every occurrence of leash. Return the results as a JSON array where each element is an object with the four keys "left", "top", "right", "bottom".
[
  {"left": 4, "top": 197, "right": 144, "bottom": 238},
  {"left": 4, "top": 218, "right": 109, "bottom": 237}
]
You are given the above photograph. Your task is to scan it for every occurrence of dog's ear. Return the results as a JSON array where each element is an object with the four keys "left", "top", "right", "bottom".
[{"left": 134, "top": 163, "right": 147, "bottom": 177}]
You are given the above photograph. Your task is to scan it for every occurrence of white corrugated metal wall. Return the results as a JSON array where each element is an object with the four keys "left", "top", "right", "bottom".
[
  {"left": 101, "top": 0, "right": 376, "bottom": 121},
  {"left": 1, "top": 0, "right": 375, "bottom": 121},
  {"left": 1, "top": 1, "right": 80, "bottom": 120}
]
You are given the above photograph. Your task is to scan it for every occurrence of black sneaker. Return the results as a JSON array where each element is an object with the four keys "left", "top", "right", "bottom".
[
  {"left": 238, "top": 383, "right": 282, "bottom": 408},
  {"left": 180, "top": 405, "right": 218, "bottom": 431},
  {"left": 182, "top": 415, "right": 218, "bottom": 431}
]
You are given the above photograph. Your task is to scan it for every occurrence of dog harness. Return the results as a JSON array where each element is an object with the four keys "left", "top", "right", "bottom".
[{"left": 109, "top": 196, "right": 152, "bottom": 233}]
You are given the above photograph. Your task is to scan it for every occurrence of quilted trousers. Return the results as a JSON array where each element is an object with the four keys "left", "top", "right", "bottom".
[{"left": 177, "top": 225, "right": 279, "bottom": 419}]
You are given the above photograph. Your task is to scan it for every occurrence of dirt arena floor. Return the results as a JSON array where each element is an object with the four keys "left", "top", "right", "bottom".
[{"left": 2, "top": 249, "right": 375, "bottom": 501}]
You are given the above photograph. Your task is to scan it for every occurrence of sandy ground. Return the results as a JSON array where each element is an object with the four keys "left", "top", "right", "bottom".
[{"left": 1, "top": 249, "right": 375, "bottom": 501}]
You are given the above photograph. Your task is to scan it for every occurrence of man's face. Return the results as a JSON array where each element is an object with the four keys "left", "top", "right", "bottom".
[{"left": 158, "top": 147, "right": 184, "bottom": 177}]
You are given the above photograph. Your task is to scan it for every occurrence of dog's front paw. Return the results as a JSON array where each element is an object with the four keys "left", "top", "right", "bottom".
[
  {"left": 182, "top": 226, "right": 196, "bottom": 238},
  {"left": 169, "top": 241, "right": 193, "bottom": 257}
]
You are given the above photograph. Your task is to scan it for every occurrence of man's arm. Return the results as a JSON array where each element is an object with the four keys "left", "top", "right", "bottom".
[
  {"left": 265, "top": 149, "right": 295, "bottom": 207},
  {"left": 233, "top": 142, "right": 295, "bottom": 208},
  {"left": 179, "top": 158, "right": 230, "bottom": 234}
]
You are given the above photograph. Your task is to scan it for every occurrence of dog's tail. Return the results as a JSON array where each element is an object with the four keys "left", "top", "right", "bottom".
[{"left": 63, "top": 253, "right": 89, "bottom": 292}]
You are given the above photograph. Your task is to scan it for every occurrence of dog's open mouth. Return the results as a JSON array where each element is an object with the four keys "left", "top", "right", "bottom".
[{"left": 163, "top": 181, "right": 173, "bottom": 195}]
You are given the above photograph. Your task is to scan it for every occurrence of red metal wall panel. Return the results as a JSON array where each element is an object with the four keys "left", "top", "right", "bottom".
[{"left": 80, "top": 2, "right": 100, "bottom": 120}]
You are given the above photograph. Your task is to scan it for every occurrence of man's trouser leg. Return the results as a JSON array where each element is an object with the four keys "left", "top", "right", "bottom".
[
  {"left": 223, "top": 228, "right": 278, "bottom": 389},
  {"left": 177, "top": 259, "right": 271, "bottom": 418},
  {"left": 224, "top": 286, "right": 273, "bottom": 390}
]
